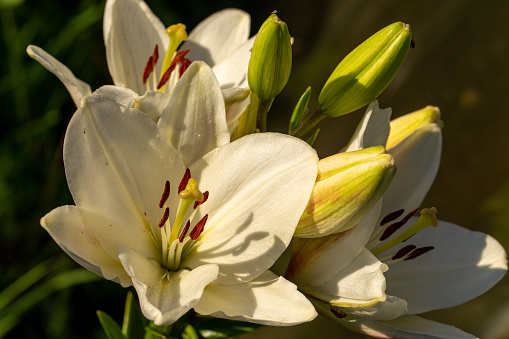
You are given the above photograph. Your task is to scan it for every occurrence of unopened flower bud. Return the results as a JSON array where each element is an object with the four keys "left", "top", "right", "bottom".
[
  {"left": 248, "top": 12, "right": 292, "bottom": 101},
  {"left": 295, "top": 146, "right": 396, "bottom": 238},
  {"left": 319, "top": 22, "right": 412, "bottom": 117},
  {"left": 386, "top": 105, "right": 443, "bottom": 149}
]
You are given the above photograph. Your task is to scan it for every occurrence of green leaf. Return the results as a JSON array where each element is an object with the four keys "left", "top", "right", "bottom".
[
  {"left": 143, "top": 323, "right": 168, "bottom": 339},
  {"left": 97, "top": 310, "right": 125, "bottom": 339},
  {"left": 122, "top": 291, "right": 147, "bottom": 339},
  {"left": 195, "top": 319, "right": 260, "bottom": 339},
  {"left": 0, "top": 0, "right": 24, "bottom": 9},
  {"left": 182, "top": 324, "right": 202, "bottom": 339},
  {"left": 289, "top": 86, "right": 311, "bottom": 133},
  {"left": 306, "top": 128, "right": 320, "bottom": 146}
]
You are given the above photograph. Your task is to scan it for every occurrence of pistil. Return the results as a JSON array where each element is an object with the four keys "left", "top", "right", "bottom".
[{"left": 159, "top": 24, "right": 188, "bottom": 92}]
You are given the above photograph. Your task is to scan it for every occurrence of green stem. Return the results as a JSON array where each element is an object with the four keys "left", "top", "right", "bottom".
[
  {"left": 256, "top": 98, "right": 274, "bottom": 132},
  {"left": 290, "top": 106, "right": 326, "bottom": 139}
]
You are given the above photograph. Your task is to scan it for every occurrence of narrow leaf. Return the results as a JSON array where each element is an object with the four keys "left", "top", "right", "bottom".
[
  {"left": 97, "top": 310, "right": 125, "bottom": 339},
  {"left": 289, "top": 86, "right": 311, "bottom": 133}
]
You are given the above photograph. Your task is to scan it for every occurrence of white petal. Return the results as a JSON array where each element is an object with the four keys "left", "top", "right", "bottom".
[
  {"left": 345, "top": 100, "right": 392, "bottom": 152},
  {"left": 182, "top": 9, "right": 250, "bottom": 67},
  {"left": 341, "top": 295, "right": 408, "bottom": 321},
  {"left": 184, "top": 133, "right": 318, "bottom": 284},
  {"left": 212, "top": 36, "right": 255, "bottom": 88},
  {"left": 64, "top": 95, "right": 186, "bottom": 255},
  {"left": 158, "top": 62, "right": 230, "bottom": 166},
  {"left": 298, "top": 248, "right": 388, "bottom": 308},
  {"left": 286, "top": 201, "right": 381, "bottom": 285},
  {"left": 41, "top": 205, "right": 131, "bottom": 287},
  {"left": 194, "top": 270, "right": 317, "bottom": 326},
  {"left": 119, "top": 246, "right": 219, "bottom": 325},
  {"left": 26, "top": 45, "right": 92, "bottom": 107},
  {"left": 382, "top": 124, "right": 442, "bottom": 215},
  {"left": 134, "top": 90, "right": 170, "bottom": 122},
  {"left": 93, "top": 85, "right": 137, "bottom": 109},
  {"left": 339, "top": 315, "right": 476, "bottom": 339},
  {"left": 385, "top": 220, "right": 507, "bottom": 314},
  {"left": 103, "top": 0, "right": 168, "bottom": 94}
]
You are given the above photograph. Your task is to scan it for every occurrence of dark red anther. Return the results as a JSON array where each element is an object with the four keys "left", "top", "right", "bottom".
[
  {"left": 178, "top": 168, "right": 191, "bottom": 193},
  {"left": 157, "top": 50, "right": 192, "bottom": 89},
  {"left": 179, "top": 58, "right": 192, "bottom": 77},
  {"left": 190, "top": 214, "right": 208, "bottom": 240},
  {"left": 401, "top": 208, "right": 418, "bottom": 224},
  {"left": 158, "top": 207, "right": 170, "bottom": 227},
  {"left": 152, "top": 44, "right": 159, "bottom": 65},
  {"left": 404, "top": 246, "right": 435, "bottom": 261},
  {"left": 330, "top": 306, "right": 347, "bottom": 319},
  {"left": 142, "top": 56, "right": 154, "bottom": 85},
  {"left": 392, "top": 245, "right": 417, "bottom": 260},
  {"left": 194, "top": 191, "right": 209, "bottom": 209},
  {"left": 157, "top": 64, "right": 175, "bottom": 89},
  {"left": 380, "top": 208, "right": 419, "bottom": 241},
  {"left": 380, "top": 209, "right": 405, "bottom": 226},
  {"left": 179, "top": 220, "right": 191, "bottom": 242},
  {"left": 159, "top": 180, "right": 170, "bottom": 208}
]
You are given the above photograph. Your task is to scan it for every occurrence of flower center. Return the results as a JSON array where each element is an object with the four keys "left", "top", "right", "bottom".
[
  {"left": 366, "top": 207, "right": 438, "bottom": 264},
  {"left": 142, "top": 23, "right": 192, "bottom": 93},
  {"left": 156, "top": 168, "right": 209, "bottom": 273}
]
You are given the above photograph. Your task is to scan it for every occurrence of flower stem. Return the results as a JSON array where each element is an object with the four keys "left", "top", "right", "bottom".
[
  {"left": 290, "top": 106, "right": 326, "bottom": 139},
  {"left": 256, "top": 98, "right": 274, "bottom": 132}
]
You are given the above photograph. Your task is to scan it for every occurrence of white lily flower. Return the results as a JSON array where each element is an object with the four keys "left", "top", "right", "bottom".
[
  {"left": 27, "top": 0, "right": 254, "bottom": 108},
  {"left": 40, "top": 62, "right": 318, "bottom": 326},
  {"left": 286, "top": 101, "right": 507, "bottom": 338}
]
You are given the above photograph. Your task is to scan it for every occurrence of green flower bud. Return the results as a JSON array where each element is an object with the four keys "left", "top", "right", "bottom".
[
  {"left": 386, "top": 105, "right": 443, "bottom": 149},
  {"left": 295, "top": 146, "right": 396, "bottom": 238},
  {"left": 248, "top": 13, "right": 292, "bottom": 101},
  {"left": 319, "top": 22, "right": 412, "bottom": 117}
]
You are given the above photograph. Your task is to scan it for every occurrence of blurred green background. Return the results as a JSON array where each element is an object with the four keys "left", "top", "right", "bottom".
[{"left": 1, "top": 0, "right": 508, "bottom": 337}]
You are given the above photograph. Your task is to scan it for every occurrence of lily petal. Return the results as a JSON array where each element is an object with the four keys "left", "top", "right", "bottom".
[
  {"left": 182, "top": 9, "right": 250, "bottom": 67},
  {"left": 158, "top": 61, "right": 230, "bottom": 166},
  {"left": 26, "top": 45, "right": 92, "bottom": 107},
  {"left": 41, "top": 205, "right": 131, "bottom": 287},
  {"left": 194, "top": 270, "right": 317, "bottom": 326},
  {"left": 184, "top": 133, "right": 318, "bottom": 284},
  {"left": 212, "top": 36, "right": 255, "bottom": 88},
  {"left": 134, "top": 90, "right": 169, "bottom": 122},
  {"left": 119, "top": 246, "right": 219, "bottom": 325},
  {"left": 93, "top": 85, "right": 137, "bottom": 109},
  {"left": 385, "top": 220, "right": 507, "bottom": 314},
  {"left": 345, "top": 100, "right": 392, "bottom": 152},
  {"left": 382, "top": 124, "right": 442, "bottom": 216},
  {"left": 337, "top": 314, "right": 476, "bottom": 339},
  {"left": 103, "top": 0, "right": 168, "bottom": 94},
  {"left": 64, "top": 95, "right": 185, "bottom": 256},
  {"left": 286, "top": 201, "right": 381, "bottom": 285},
  {"left": 300, "top": 248, "right": 388, "bottom": 308}
]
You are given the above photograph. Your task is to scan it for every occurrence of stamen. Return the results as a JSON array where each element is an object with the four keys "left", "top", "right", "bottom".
[
  {"left": 379, "top": 209, "right": 418, "bottom": 241},
  {"left": 158, "top": 207, "right": 170, "bottom": 227},
  {"left": 380, "top": 209, "right": 404, "bottom": 226},
  {"left": 152, "top": 44, "right": 159, "bottom": 65},
  {"left": 156, "top": 50, "right": 192, "bottom": 90},
  {"left": 142, "top": 55, "right": 154, "bottom": 85},
  {"left": 330, "top": 306, "right": 347, "bottom": 319},
  {"left": 190, "top": 214, "right": 208, "bottom": 240},
  {"left": 178, "top": 168, "right": 191, "bottom": 193},
  {"left": 159, "top": 23, "right": 188, "bottom": 91},
  {"left": 404, "top": 246, "right": 434, "bottom": 261},
  {"left": 371, "top": 207, "right": 438, "bottom": 257},
  {"left": 392, "top": 245, "right": 416, "bottom": 260},
  {"left": 179, "top": 220, "right": 191, "bottom": 242},
  {"left": 159, "top": 180, "right": 170, "bottom": 208},
  {"left": 194, "top": 191, "right": 209, "bottom": 209}
]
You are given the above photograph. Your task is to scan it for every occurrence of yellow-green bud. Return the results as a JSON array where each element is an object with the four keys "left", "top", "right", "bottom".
[
  {"left": 318, "top": 22, "right": 412, "bottom": 117},
  {"left": 386, "top": 105, "right": 443, "bottom": 149},
  {"left": 295, "top": 146, "right": 396, "bottom": 238},
  {"left": 248, "top": 13, "right": 292, "bottom": 101}
]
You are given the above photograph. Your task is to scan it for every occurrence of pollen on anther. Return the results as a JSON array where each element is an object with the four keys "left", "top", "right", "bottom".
[
  {"left": 194, "top": 191, "right": 209, "bottom": 209},
  {"left": 152, "top": 44, "right": 159, "bottom": 65},
  {"left": 380, "top": 208, "right": 419, "bottom": 241},
  {"left": 178, "top": 168, "right": 191, "bottom": 193},
  {"left": 190, "top": 214, "right": 208, "bottom": 240},
  {"left": 392, "top": 245, "right": 416, "bottom": 260},
  {"left": 142, "top": 56, "right": 154, "bottom": 85},
  {"left": 404, "top": 246, "right": 434, "bottom": 261},
  {"left": 158, "top": 207, "right": 170, "bottom": 227},
  {"left": 330, "top": 306, "right": 347, "bottom": 319},
  {"left": 380, "top": 209, "right": 404, "bottom": 226},
  {"left": 179, "top": 220, "right": 191, "bottom": 242},
  {"left": 159, "top": 180, "right": 170, "bottom": 208}
]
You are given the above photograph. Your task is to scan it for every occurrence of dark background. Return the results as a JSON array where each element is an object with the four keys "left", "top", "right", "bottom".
[{"left": 1, "top": 0, "right": 508, "bottom": 337}]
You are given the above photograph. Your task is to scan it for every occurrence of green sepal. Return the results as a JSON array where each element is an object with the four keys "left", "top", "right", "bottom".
[
  {"left": 289, "top": 86, "right": 311, "bottom": 133},
  {"left": 122, "top": 291, "right": 147, "bottom": 339},
  {"left": 97, "top": 310, "right": 125, "bottom": 339}
]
